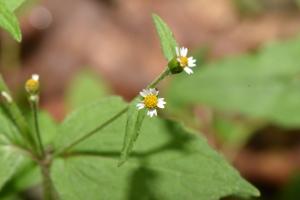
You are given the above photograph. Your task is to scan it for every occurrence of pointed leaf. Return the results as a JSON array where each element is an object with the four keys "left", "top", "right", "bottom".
[
  {"left": 152, "top": 14, "right": 178, "bottom": 61},
  {"left": 0, "top": 2, "right": 21, "bottom": 42}
]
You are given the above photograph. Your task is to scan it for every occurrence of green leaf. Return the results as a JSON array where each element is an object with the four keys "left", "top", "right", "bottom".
[
  {"left": 167, "top": 37, "right": 300, "bottom": 127},
  {"left": 38, "top": 111, "right": 58, "bottom": 146},
  {"left": 54, "top": 96, "right": 128, "bottom": 153},
  {"left": 0, "top": 1, "right": 21, "bottom": 42},
  {"left": 152, "top": 14, "right": 178, "bottom": 61},
  {"left": 0, "top": 108, "right": 22, "bottom": 144},
  {"left": 0, "top": 137, "right": 25, "bottom": 191},
  {"left": 119, "top": 99, "right": 146, "bottom": 166},
  {"left": 66, "top": 71, "right": 110, "bottom": 110},
  {"left": 52, "top": 118, "right": 259, "bottom": 200},
  {"left": 1, "top": 0, "right": 25, "bottom": 11},
  {"left": 213, "top": 117, "right": 256, "bottom": 148}
]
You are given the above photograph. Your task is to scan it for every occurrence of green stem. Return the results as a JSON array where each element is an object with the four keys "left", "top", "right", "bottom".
[
  {"left": 147, "top": 68, "right": 170, "bottom": 89},
  {"left": 56, "top": 68, "right": 170, "bottom": 156},
  {"left": 56, "top": 107, "right": 129, "bottom": 156},
  {"left": 41, "top": 159, "right": 58, "bottom": 200},
  {"left": 0, "top": 74, "right": 38, "bottom": 152},
  {"left": 30, "top": 97, "right": 45, "bottom": 157}
]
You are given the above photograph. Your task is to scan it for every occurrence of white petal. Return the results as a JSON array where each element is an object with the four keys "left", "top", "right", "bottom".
[
  {"left": 140, "top": 91, "right": 147, "bottom": 97},
  {"left": 184, "top": 67, "right": 193, "bottom": 75},
  {"left": 175, "top": 47, "right": 180, "bottom": 56},
  {"left": 140, "top": 89, "right": 150, "bottom": 97},
  {"left": 136, "top": 102, "right": 145, "bottom": 110},
  {"left": 147, "top": 109, "right": 157, "bottom": 117},
  {"left": 149, "top": 88, "right": 158, "bottom": 95},
  {"left": 188, "top": 62, "right": 196, "bottom": 67},
  {"left": 157, "top": 98, "right": 166, "bottom": 108},
  {"left": 180, "top": 47, "right": 188, "bottom": 57},
  {"left": 32, "top": 74, "right": 39, "bottom": 81}
]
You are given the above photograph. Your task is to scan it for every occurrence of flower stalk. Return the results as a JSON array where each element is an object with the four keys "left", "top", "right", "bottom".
[{"left": 29, "top": 96, "right": 45, "bottom": 157}]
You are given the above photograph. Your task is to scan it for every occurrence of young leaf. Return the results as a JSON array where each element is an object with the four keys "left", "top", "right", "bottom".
[
  {"left": 0, "top": 1, "right": 21, "bottom": 42},
  {"left": 52, "top": 118, "right": 259, "bottom": 200},
  {"left": 167, "top": 37, "right": 300, "bottom": 127},
  {"left": 54, "top": 96, "right": 128, "bottom": 154},
  {"left": 119, "top": 99, "right": 146, "bottom": 166},
  {"left": 152, "top": 14, "right": 178, "bottom": 61}
]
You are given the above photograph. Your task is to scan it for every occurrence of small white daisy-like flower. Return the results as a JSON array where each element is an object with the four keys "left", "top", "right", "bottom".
[
  {"left": 176, "top": 47, "right": 196, "bottom": 75},
  {"left": 136, "top": 88, "right": 166, "bottom": 117}
]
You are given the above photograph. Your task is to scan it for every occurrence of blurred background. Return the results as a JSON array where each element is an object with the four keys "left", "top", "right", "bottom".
[{"left": 1, "top": 0, "right": 300, "bottom": 199}]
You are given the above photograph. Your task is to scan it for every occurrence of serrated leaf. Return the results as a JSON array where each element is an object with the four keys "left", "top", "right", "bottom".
[
  {"left": 0, "top": 2, "right": 21, "bottom": 42},
  {"left": 66, "top": 71, "right": 110, "bottom": 110},
  {"left": 1, "top": 0, "right": 25, "bottom": 11},
  {"left": 152, "top": 14, "right": 178, "bottom": 61},
  {"left": 167, "top": 37, "right": 300, "bottom": 127},
  {"left": 119, "top": 99, "right": 146, "bottom": 166},
  {"left": 51, "top": 118, "right": 259, "bottom": 200},
  {"left": 54, "top": 96, "right": 128, "bottom": 153}
]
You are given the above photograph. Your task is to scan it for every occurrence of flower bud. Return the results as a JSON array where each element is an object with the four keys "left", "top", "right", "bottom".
[
  {"left": 168, "top": 57, "right": 183, "bottom": 74},
  {"left": 25, "top": 74, "right": 39, "bottom": 94},
  {"left": 1, "top": 91, "right": 12, "bottom": 103}
]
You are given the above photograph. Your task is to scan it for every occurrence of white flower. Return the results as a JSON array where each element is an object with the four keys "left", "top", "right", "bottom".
[
  {"left": 176, "top": 47, "right": 196, "bottom": 75},
  {"left": 136, "top": 88, "right": 166, "bottom": 117}
]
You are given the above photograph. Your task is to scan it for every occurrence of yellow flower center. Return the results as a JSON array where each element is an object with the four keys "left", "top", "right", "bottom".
[
  {"left": 25, "top": 79, "right": 39, "bottom": 93},
  {"left": 144, "top": 94, "right": 158, "bottom": 109},
  {"left": 179, "top": 56, "right": 188, "bottom": 67}
]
